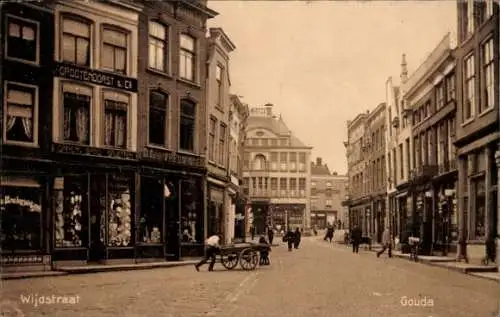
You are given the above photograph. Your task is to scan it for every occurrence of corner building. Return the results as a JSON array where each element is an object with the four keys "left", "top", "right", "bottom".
[{"left": 242, "top": 105, "right": 312, "bottom": 234}]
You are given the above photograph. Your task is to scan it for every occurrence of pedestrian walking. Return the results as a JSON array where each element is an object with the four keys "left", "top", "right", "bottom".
[
  {"left": 457, "top": 237, "right": 469, "bottom": 263},
  {"left": 250, "top": 225, "right": 255, "bottom": 241},
  {"left": 324, "top": 226, "right": 334, "bottom": 243},
  {"left": 376, "top": 227, "right": 392, "bottom": 258},
  {"left": 267, "top": 227, "right": 274, "bottom": 246},
  {"left": 258, "top": 236, "right": 271, "bottom": 265},
  {"left": 482, "top": 233, "right": 496, "bottom": 265},
  {"left": 293, "top": 227, "right": 301, "bottom": 249},
  {"left": 285, "top": 229, "right": 294, "bottom": 251},
  {"left": 194, "top": 234, "right": 220, "bottom": 272},
  {"left": 351, "top": 225, "right": 362, "bottom": 254}
]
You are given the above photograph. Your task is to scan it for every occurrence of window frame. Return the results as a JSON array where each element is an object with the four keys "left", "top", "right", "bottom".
[
  {"left": 102, "top": 90, "right": 130, "bottom": 149},
  {"left": 5, "top": 15, "right": 40, "bottom": 65},
  {"left": 179, "top": 33, "right": 196, "bottom": 82},
  {"left": 216, "top": 64, "right": 223, "bottom": 106},
  {"left": 179, "top": 98, "right": 196, "bottom": 152},
  {"left": 218, "top": 123, "right": 227, "bottom": 166},
  {"left": 480, "top": 37, "right": 495, "bottom": 114},
  {"left": 3, "top": 81, "right": 39, "bottom": 147},
  {"left": 101, "top": 25, "right": 129, "bottom": 75},
  {"left": 148, "top": 89, "right": 169, "bottom": 147},
  {"left": 60, "top": 15, "right": 92, "bottom": 67},
  {"left": 209, "top": 116, "right": 217, "bottom": 162},
  {"left": 462, "top": 53, "right": 475, "bottom": 124},
  {"left": 60, "top": 82, "right": 93, "bottom": 145},
  {"left": 148, "top": 20, "right": 168, "bottom": 73}
]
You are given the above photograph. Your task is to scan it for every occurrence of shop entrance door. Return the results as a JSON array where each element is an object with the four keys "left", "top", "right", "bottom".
[
  {"left": 165, "top": 181, "right": 180, "bottom": 261},
  {"left": 89, "top": 175, "right": 106, "bottom": 262}
]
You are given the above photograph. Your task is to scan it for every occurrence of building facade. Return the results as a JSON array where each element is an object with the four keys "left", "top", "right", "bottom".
[
  {"left": 242, "top": 104, "right": 312, "bottom": 234},
  {"left": 1, "top": 0, "right": 219, "bottom": 272},
  {"left": 406, "top": 34, "right": 458, "bottom": 255},
  {"left": 205, "top": 27, "right": 235, "bottom": 244},
  {"left": 455, "top": 0, "right": 498, "bottom": 262},
  {"left": 228, "top": 94, "right": 249, "bottom": 242},
  {"left": 1, "top": 1, "right": 55, "bottom": 270},
  {"left": 310, "top": 157, "right": 348, "bottom": 229},
  {"left": 344, "top": 112, "right": 369, "bottom": 234}
]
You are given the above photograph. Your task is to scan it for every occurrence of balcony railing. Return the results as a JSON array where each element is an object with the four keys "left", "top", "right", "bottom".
[{"left": 249, "top": 189, "right": 307, "bottom": 198}]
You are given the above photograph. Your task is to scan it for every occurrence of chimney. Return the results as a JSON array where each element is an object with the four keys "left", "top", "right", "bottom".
[
  {"left": 316, "top": 157, "right": 322, "bottom": 166},
  {"left": 400, "top": 53, "right": 408, "bottom": 83},
  {"left": 264, "top": 103, "right": 273, "bottom": 116}
]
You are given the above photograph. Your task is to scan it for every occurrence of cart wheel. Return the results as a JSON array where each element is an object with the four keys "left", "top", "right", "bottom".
[
  {"left": 221, "top": 252, "right": 239, "bottom": 270},
  {"left": 239, "top": 248, "right": 259, "bottom": 271}
]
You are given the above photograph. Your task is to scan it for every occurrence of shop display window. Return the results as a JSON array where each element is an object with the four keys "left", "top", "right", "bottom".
[
  {"left": 473, "top": 177, "right": 486, "bottom": 240},
  {"left": 180, "top": 179, "right": 202, "bottom": 243},
  {"left": 54, "top": 175, "right": 88, "bottom": 248},
  {"left": 1, "top": 185, "right": 42, "bottom": 251},
  {"left": 139, "top": 177, "right": 163, "bottom": 244},
  {"left": 107, "top": 176, "right": 133, "bottom": 247}
]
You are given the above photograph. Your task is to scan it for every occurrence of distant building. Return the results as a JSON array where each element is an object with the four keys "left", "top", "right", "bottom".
[
  {"left": 242, "top": 104, "right": 312, "bottom": 234},
  {"left": 310, "top": 158, "right": 348, "bottom": 229}
]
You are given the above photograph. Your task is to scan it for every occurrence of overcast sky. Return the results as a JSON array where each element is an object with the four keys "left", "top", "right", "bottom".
[{"left": 207, "top": 1, "right": 457, "bottom": 175}]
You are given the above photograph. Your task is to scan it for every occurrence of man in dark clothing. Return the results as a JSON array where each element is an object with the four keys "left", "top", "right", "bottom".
[
  {"left": 293, "top": 228, "right": 301, "bottom": 249},
  {"left": 250, "top": 226, "right": 255, "bottom": 241},
  {"left": 268, "top": 227, "right": 274, "bottom": 246},
  {"left": 285, "top": 229, "right": 294, "bottom": 251},
  {"left": 351, "top": 226, "right": 362, "bottom": 254}
]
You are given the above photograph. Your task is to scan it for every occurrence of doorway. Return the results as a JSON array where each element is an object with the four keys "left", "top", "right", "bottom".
[{"left": 89, "top": 174, "right": 106, "bottom": 262}]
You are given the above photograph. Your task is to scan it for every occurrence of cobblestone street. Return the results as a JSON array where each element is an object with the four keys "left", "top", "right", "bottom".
[{"left": 1, "top": 238, "right": 499, "bottom": 317}]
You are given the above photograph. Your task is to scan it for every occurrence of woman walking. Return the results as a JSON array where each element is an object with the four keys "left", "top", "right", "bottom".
[{"left": 293, "top": 227, "right": 302, "bottom": 249}]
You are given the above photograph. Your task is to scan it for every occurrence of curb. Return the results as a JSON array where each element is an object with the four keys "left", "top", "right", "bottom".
[
  {"left": 1, "top": 260, "right": 199, "bottom": 280},
  {"left": 468, "top": 272, "right": 500, "bottom": 282}
]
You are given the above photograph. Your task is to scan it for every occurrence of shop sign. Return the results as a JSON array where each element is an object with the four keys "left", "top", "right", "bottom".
[
  {"left": 210, "top": 188, "right": 224, "bottom": 203},
  {"left": 54, "top": 62, "right": 138, "bottom": 93},
  {"left": 1, "top": 255, "right": 45, "bottom": 265},
  {"left": 52, "top": 143, "right": 137, "bottom": 160},
  {"left": 143, "top": 148, "right": 204, "bottom": 167}
]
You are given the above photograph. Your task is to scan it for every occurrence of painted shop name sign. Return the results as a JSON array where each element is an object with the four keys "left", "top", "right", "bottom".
[
  {"left": 143, "top": 148, "right": 204, "bottom": 167},
  {"left": 54, "top": 62, "right": 138, "bottom": 93},
  {"left": 53, "top": 143, "right": 137, "bottom": 160}
]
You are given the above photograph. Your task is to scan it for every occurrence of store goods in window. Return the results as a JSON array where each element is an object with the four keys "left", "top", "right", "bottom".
[
  {"left": 108, "top": 189, "right": 132, "bottom": 246},
  {"left": 54, "top": 191, "right": 83, "bottom": 247}
]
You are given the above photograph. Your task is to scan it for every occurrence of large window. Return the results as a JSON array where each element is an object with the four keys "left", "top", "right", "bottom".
[
  {"left": 6, "top": 16, "right": 38, "bottom": 63},
  {"left": 445, "top": 74, "right": 456, "bottom": 102},
  {"left": 148, "top": 21, "right": 167, "bottom": 72},
  {"left": 253, "top": 154, "right": 266, "bottom": 170},
  {"left": 279, "top": 178, "right": 287, "bottom": 197},
  {"left": 4, "top": 83, "right": 37, "bottom": 144},
  {"left": 54, "top": 175, "right": 88, "bottom": 248},
  {"left": 280, "top": 152, "right": 287, "bottom": 171},
  {"left": 148, "top": 90, "right": 168, "bottom": 146},
  {"left": 463, "top": 55, "right": 475, "bottom": 122},
  {"left": 436, "top": 83, "right": 444, "bottom": 109},
  {"left": 482, "top": 38, "right": 494, "bottom": 113},
  {"left": 103, "top": 94, "right": 128, "bottom": 149},
  {"left": 473, "top": 177, "right": 486, "bottom": 240},
  {"left": 299, "top": 153, "right": 306, "bottom": 171},
  {"left": 62, "top": 84, "right": 91, "bottom": 145},
  {"left": 179, "top": 34, "right": 195, "bottom": 81},
  {"left": 180, "top": 179, "right": 202, "bottom": 243},
  {"left": 209, "top": 117, "right": 216, "bottom": 161},
  {"left": 271, "top": 152, "right": 278, "bottom": 171},
  {"left": 289, "top": 152, "right": 297, "bottom": 171},
  {"left": 1, "top": 183, "right": 42, "bottom": 251},
  {"left": 216, "top": 65, "right": 223, "bottom": 106},
  {"left": 62, "top": 17, "right": 90, "bottom": 66},
  {"left": 219, "top": 124, "right": 226, "bottom": 165},
  {"left": 289, "top": 178, "right": 297, "bottom": 197},
  {"left": 179, "top": 99, "right": 196, "bottom": 151},
  {"left": 107, "top": 175, "right": 133, "bottom": 247},
  {"left": 101, "top": 28, "right": 127, "bottom": 74}
]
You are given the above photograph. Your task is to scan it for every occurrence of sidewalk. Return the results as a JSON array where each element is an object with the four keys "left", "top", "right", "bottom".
[
  {"left": 321, "top": 238, "right": 499, "bottom": 282},
  {"left": 1, "top": 260, "right": 199, "bottom": 281}
]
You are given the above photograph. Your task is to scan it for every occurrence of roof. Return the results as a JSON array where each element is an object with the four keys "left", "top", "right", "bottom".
[
  {"left": 246, "top": 110, "right": 311, "bottom": 148},
  {"left": 311, "top": 162, "right": 331, "bottom": 176}
]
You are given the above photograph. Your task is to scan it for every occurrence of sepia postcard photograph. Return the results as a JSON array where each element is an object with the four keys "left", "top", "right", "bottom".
[{"left": 0, "top": 0, "right": 499, "bottom": 316}]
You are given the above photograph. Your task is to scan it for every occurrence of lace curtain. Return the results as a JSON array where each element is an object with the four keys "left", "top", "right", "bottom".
[{"left": 63, "top": 93, "right": 90, "bottom": 143}]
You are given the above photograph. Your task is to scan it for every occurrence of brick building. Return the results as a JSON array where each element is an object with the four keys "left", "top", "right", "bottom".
[
  {"left": 310, "top": 158, "right": 348, "bottom": 229},
  {"left": 454, "top": 0, "right": 498, "bottom": 263}
]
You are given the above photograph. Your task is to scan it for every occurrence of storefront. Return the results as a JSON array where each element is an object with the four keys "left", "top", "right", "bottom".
[
  {"left": 207, "top": 183, "right": 225, "bottom": 239},
  {"left": 372, "top": 196, "right": 386, "bottom": 243},
  {"left": 270, "top": 204, "right": 305, "bottom": 232},
  {"left": 310, "top": 211, "right": 327, "bottom": 229},
  {"left": 433, "top": 184, "right": 458, "bottom": 255}
]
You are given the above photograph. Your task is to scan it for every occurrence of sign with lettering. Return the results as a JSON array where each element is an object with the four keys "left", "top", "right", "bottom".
[
  {"left": 1, "top": 255, "right": 44, "bottom": 265},
  {"left": 142, "top": 148, "right": 204, "bottom": 167},
  {"left": 52, "top": 143, "right": 137, "bottom": 160},
  {"left": 54, "top": 62, "right": 138, "bottom": 93}
]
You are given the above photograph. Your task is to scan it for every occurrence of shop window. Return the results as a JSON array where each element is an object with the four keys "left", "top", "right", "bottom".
[
  {"left": 54, "top": 175, "right": 88, "bottom": 248},
  {"left": 62, "top": 16, "right": 90, "bottom": 66},
  {"left": 179, "top": 99, "right": 195, "bottom": 152},
  {"left": 1, "top": 183, "right": 42, "bottom": 251},
  {"left": 101, "top": 27, "right": 127, "bottom": 74},
  {"left": 62, "top": 84, "right": 91, "bottom": 145},
  {"left": 107, "top": 176, "right": 133, "bottom": 247},
  {"left": 181, "top": 179, "right": 202, "bottom": 242},
  {"left": 6, "top": 16, "right": 38, "bottom": 63},
  {"left": 139, "top": 177, "right": 163, "bottom": 244},
  {"left": 4, "top": 83, "right": 37, "bottom": 145},
  {"left": 148, "top": 21, "right": 167, "bottom": 72},
  {"left": 179, "top": 34, "right": 196, "bottom": 81},
  {"left": 104, "top": 97, "right": 128, "bottom": 148},
  {"left": 149, "top": 90, "right": 168, "bottom": 146}
]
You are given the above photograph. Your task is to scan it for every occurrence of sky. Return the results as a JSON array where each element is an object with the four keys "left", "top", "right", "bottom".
[{"left": 207, "top": 0, "right": 457, "bottom": 175}]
